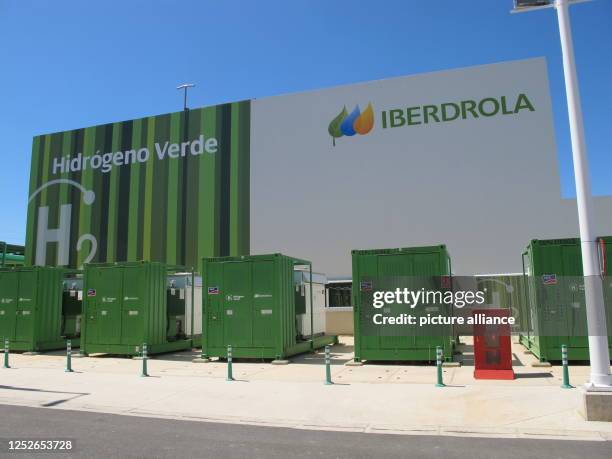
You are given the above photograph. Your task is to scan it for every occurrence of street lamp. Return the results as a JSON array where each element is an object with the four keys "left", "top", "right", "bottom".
[
  {"left": 512, "top": 0, "right": 611, "bottom": 389},
  {"left": 176, "top": 83, "right": 195, "bottom": 111}
]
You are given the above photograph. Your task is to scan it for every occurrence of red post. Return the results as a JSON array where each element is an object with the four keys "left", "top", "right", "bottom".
[{"left": 472, "top": 309, "right": 515, "bottom": 380}]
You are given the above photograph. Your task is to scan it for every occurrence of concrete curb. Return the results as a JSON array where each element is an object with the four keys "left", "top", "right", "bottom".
[
  {"left": 2, "top": 394, "right": 609, "bottom": 443},
  {"left": 39, "top": 403, "right": 612, "bottom": 442}
]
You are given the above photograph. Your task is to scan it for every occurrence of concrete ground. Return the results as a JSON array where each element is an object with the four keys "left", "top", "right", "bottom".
[
  {"left": 0, "top": 336, "right": 611, "bottom": 442},
  {"left": 2, "top": 405, "right": 611, "bottom": 459}
]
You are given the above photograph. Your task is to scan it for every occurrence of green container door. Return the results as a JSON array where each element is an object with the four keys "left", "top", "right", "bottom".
[
  {"left": 379, "top": 253, "right": 446, "bottom": 352},
  {"left": 0, "top": 271, "right": 18, "bottom": 341},
  {"left": 85, "top": 266, "right": 123, "bottom": 347},
  {"left": 353, "top": 246, "right": 453, "bottom": 362},
  {"left": 15, "top": 270, "right": 36, "bottom": 344},
  {"left": 252, "top": 260, "right": 276, "bottom": 349},
  {"left": 224, "top": 261, "right": 253, "bottom": 347},
  {"left": 523, "top": 238, "right": 612, "bottom": 362},
  {"left": 205, "top": 257, "right": 277, "bottom": 356},
  {"left": 121, "top": 266, "right": 146, "bottom": 347},
  {"left": 205, "top": 261, "right": 223, "bottom": 351}
]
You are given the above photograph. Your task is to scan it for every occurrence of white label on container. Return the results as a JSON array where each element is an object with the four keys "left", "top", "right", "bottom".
[
  {"left": 77, "top": 291, "right": 83, "bottom": 301},
  {"left": 128, "top": 310, "right": 139, "bottom": 316},
  {"left": 261, "top": 309, "right": 273, "bottom": 315},
  {"left": 70, "top": 290, "right": 76, "bottom": 297},
  {"left": 101, "top": 310, "right": 108, "bottom": 316},
  {"left": 0, "top": 310, "right": 4, "bottom": 315},
  {"left": 226, "top": 310, "right": 233, "bottom": 316},
  {"left": 179, "top": 290, "right": 185, "bottom": 300},
  {"left": 170, "top": 288, "right": 176, "bottom": 296},
  {"left": 22, "top": 310, "right": 31, "bottom": 316}
]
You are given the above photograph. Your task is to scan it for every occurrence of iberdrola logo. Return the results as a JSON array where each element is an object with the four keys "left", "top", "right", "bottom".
[{"left": 328, "top": 103, "right": 374, "bottom": 146}]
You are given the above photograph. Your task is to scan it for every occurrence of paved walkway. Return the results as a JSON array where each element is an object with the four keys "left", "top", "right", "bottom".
[{"left": 0, "top": 337, "right": 610, "bottom": 441}]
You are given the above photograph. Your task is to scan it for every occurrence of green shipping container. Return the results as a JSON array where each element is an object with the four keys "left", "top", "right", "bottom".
[
  {"left": 352, "top": 245, "right": 454, "bottom": 362},
  {"left": 81, "top": 261, "right": 192, "bottom": 356},
  {"left": 0, "top": 266, "right": 80, "bottom": 352},
  {"left": 521, "top": 237, "right": 612, "bottom": 362},
  {"left": 201, "top": 254, "right": 336, "bottom": 360}
]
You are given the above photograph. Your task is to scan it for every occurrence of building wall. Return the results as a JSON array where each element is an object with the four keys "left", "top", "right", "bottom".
[
  {"left": 26, "top": 58, "right": 612, "bottom": 275},
  {"left": 325, "top": 308, "right": 354, "bottom": 336},
  {"left": 250, "top": 58, "right": 612, "bottom": 275},
  {"left": 26, "top": 102, "right": 250, "bottom": 269}
]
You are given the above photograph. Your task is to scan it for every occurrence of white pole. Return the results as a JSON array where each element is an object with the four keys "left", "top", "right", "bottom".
[{"left": 555, "top": 0, "right": 611, "bottom": 388}]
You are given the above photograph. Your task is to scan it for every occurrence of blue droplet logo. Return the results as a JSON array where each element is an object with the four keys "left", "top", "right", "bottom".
[{"left": 340, "top": 106, "right": 361, "bottom": 136}]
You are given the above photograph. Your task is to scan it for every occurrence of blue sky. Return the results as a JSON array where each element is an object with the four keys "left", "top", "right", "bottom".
[{"left": 0, "top": 0, "right": 610, "bottom": 244}]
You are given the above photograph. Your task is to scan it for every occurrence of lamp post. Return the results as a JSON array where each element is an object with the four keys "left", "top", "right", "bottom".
[
  {"left": 176, "top": 83, "right": 195, "bottom": 111},
  {"left": 512, "top": 0, "right": 611, "bottom": 388}
]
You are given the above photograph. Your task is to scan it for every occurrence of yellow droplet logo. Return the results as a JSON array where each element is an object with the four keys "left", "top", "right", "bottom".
[{"left": 353, "top": 103, "right": 374, "bottom": 135}]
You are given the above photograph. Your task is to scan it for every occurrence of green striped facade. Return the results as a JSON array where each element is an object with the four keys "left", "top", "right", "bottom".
[{"left": 25, "top": 101, "right": 250, "bottom": 269}]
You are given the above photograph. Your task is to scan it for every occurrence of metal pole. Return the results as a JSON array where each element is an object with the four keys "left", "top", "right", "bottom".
[
  {"left": 177, "top": 84, "right": 194, "bottom": 111},
  {"left": 309, "top": 264, "right": 314, "bottom": 347},
  {"left": 435, "top": 346, "right": 445, "bottom": 387},
  {"left": 561, "top": 344, "right": 573, "bottom": 388},
  {"left": 324, "top": 345, "right": 332, "bottom": 385},
  {"left": 140, "top": 343, "right": 149, "bottom": 377},
  {"left": 65, "top": 340, "right": 73, "bottom": 373},
  {"left": 3, "top": 338, "right": 9, "bottom": 369},
  {"left": 190, "top": 269, "right": 195, "bottom": 340},
  {"left": 554, "top": 0, "right": 611, "bottom": 388},
  {"left": 226, "top": 345, "right": 234, "bottom": 381}
]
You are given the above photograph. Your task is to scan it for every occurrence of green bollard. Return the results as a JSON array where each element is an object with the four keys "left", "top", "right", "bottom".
[
  {"left": 324, "top": 345, "right": 332, "bottom": 385},
  {"left": 226, "top": 345, "right": 234, "bottom": 381},
  {"left": 561, "top": 344, "right": 573, "bottom": 389},
  {"left": 3, "top": 338, "right": 9, "bottom": 369},
  {"left": 435, "top": 346, "right": 445, "bottom": 387},
  {"left": 140, "top": 343, "right": 149, "bottom": 377},
  {"left": 65, "top": 340, "right": 73, "bottom": 373}
]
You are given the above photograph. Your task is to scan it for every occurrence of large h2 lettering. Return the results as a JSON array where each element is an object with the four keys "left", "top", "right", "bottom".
[
  {"left": 35, "top": 205, "right": 71, "bottom": 266},
  {"left": 31, "top": 180, "right": 98, "bottom": 268}
]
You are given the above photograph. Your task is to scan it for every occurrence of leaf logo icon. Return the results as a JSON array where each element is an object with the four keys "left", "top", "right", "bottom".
[
  {"left": 328, "top": 106, "right": 348, "bottom": 146},
  {"left": 328, "top": 103, "right": 374, "bottom": 146}
]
